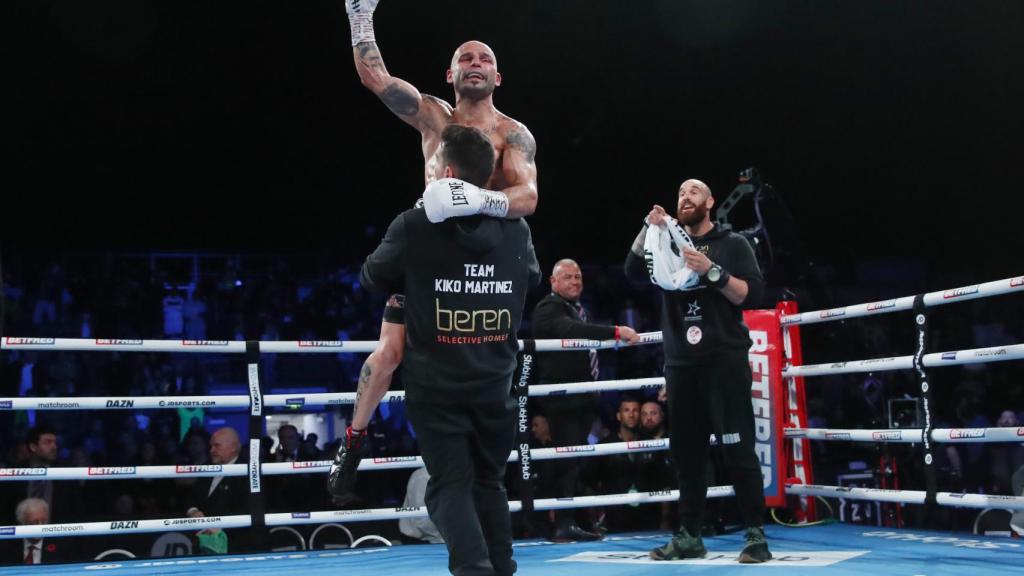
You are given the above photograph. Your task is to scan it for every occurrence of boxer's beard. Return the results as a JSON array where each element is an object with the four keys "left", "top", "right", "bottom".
[
  {"left": 678, "top": 203, "right": 708, "bottom": 226},
  {"left": 455, "top": 72, "right": 496, "bottom": 100}
]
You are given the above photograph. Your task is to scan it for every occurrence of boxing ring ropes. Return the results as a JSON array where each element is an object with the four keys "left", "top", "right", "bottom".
[{"left": 1, "top": 273, "right": 1023, "bottom": 573}]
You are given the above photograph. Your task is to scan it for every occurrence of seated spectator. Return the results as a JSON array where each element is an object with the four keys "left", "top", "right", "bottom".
[
  {"left": 267, "top": 424, "right": 319, "bottom": 513},
  {"left": 638, "top": 400, "right": 675, "bottom": 530},
  {"left": 185, "top": 428, "right": 250, "bottom": 554},
  {"left": 529, "top": 414, "right": 557, "bottom": 496},
  {"left": 299, "top": 433, "right": 321, "bottom": 461},
  {"left": 586, "top": 396, "right": 645, "bottom": 534},
  {"left": 24, "top": 426, "right": 59, "bottom": 504},
  {"left": 2, "top": 498, "right": 72, "bottom": 565},
  {"left": 2, "top": 426, "right": 80, "bottom": 525},
  {"left": 180, "top": 430, "right": 212, "bottom": 467},
  {"left": 528, "top": 414, "right": 559, "bottom": 537},
  {"left": 273, "top": 424, "right": 301, "bottom": 463}
]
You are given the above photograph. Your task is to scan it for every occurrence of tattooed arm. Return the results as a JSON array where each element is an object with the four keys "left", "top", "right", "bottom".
[
  {"left": 350, "top": 359, "right": 389, "bottom": 431},
  {"left": 500, "top": 122, "right": 539, "bottom": 218},
  {"left": 352, "top": 212, "right": 408, "bottom": 431},
  {"left": 352, "top": 41, "right": 450, "bottom": 132}
]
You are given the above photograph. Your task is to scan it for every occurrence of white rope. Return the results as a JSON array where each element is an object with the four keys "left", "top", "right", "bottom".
[
  {"left": 786, "top": 427, "right": 1024, "bottom": 444},
  {"left": 780, "top": 275, "right": 1024, "bottom": 326},
  {"left": 784, "top": 428, "right": 924, "bottom": 443},
  {"left": 528, "top": 377, "right": 664, "bottom": 396},
  {"left": 267, "top": 378, "right": 667, "bottom": 406},
  {"left": 529, "top": 332, "right": 664, "bottom": 352},
  {"left": 0, "top": 333, "right": 665, "bottom": 355},
  {"left": 6, "top": 425, "right": 1017, "bottom": 481},
  {"left": 0, "top": 439, "right": 672, "bottom": 481},
  {"left": 513, "top": 438, "right": 671, "bottom": 462},
  {"left": 0, "top": 487, "right": 733, "bottom": 540},
  {"left": 785, "top": 484, "right": 1024, "bottom": 511},
  {"left": 510, "top": 487, "right": 736, "bottom": 513},
  {"left": 921, "top": 344, "right": 1024, "bottom": 367},
  {"left": 781, "top": 343, "right": 1024, "bottom": 378},
  {"left": 1, "top": 515, "right": 252, "bottom": 539},
  {"left": 15, "top": 482, "right": 1024, "bottom": 540},
  {"left": 935, "top": 493, "right": 1024, "bottom": 510},
  {"left": 1, "top": 377, "right": 668, "bottom": 411},
  {"left": 781, "top": 297, "right": 917, "bottom": 327},
  {"left": 0, "top": 396, "right": 246, "bottom": 411},
  {"left": 932, "top": 427, "right": 1024, "bottom": 443},
  {"left": 0, "top": 338, "right": 250, "bottom": 353},
  {"left": 782, "top": 355, "right": 914, "bottom": 377},
  {"left": 0, "top": 464, "right": 246, "bottom": 481}
]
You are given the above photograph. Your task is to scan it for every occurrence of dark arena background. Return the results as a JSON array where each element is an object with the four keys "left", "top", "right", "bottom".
[{"left": 3, "top": 1, "right": 1023, "bottom": 574}]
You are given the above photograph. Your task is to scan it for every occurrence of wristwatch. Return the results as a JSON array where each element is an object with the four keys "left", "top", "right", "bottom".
[{"left": 706, "top": 263, "right": 729, "bottom": 289}]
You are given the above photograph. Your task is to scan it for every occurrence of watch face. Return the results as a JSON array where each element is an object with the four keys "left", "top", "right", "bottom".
[{"left": 708, "top": 266, "right": 721, "bottom": 282}]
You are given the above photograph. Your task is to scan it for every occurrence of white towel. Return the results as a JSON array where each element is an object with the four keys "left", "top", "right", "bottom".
[{"left": 643, "top": 216, "right": 700, "bottom": 291}]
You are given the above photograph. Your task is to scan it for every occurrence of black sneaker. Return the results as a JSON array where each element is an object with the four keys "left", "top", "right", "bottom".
[
  {"left": 649, "top": 527, "right": 706, "bottom": 560},
  {"left": 738, "top": 526, "right": 772, "bottom": 563},
  {"left": 327, "top": 426, "right": 366, "bottom": 504}
]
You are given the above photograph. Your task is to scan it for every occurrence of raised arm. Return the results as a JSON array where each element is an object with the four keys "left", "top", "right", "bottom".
[
  {"left": 345, "top": 0, "right": 448, "bottom": 131},
  {"left": 500, "top": 123, "right": 539, "bottom": 218}
]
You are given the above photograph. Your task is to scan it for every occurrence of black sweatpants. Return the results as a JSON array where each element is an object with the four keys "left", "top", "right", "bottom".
[
  {"left": 665, "top": 350, "right": 765, "bottom": 533},
  {"left": 407, "top": 395, "right": 518, "bottom": 576}
]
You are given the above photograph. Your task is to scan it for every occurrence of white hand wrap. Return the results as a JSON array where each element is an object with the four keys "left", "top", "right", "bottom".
[{"left": 345, "top": 0, "right": 379, "bottom": 47}]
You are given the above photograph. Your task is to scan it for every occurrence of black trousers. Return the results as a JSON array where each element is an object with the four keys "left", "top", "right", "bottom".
[
  {"left": 665, "top": 351, "right": 765, "bottom": 533},
  {"left": 536, "top": 395, "right": 595, "bottom": 529},
  {"left": 407, "top": 395, "right": 518, "bottom": 576}
]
